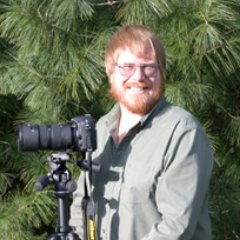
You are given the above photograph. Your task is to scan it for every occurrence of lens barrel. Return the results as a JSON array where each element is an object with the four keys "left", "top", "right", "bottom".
[{"left": 18, "top": 124, "right": 73, "bottom": 151}]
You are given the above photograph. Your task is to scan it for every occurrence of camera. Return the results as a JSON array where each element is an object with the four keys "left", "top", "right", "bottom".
[{"left": 18, "top": 114, "right": 97, "bottom": 152}]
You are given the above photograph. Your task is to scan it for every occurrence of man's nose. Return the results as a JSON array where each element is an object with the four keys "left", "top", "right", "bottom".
[{"left": 131, "top": 66, "right": 145, "bottom": 80}]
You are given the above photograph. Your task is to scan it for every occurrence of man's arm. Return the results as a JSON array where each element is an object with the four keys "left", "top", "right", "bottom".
[{"left": 143, "top": 119, "right": 214, "bottom": 240}]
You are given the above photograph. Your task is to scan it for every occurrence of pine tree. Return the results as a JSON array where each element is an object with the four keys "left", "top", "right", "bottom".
[
  {"left": 0, "top": 0, "right": 240, "bottom": 239},
  {"left": 0, "top": 0, "right": 115, "bottom": 239}
]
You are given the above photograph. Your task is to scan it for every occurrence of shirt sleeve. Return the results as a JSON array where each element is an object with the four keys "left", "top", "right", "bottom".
[
  {"left": 69, "top": 172, "right": 85, "bottom": 238},
  {"left": 142, "top": 117, "right": 214, "bottom": 240}
]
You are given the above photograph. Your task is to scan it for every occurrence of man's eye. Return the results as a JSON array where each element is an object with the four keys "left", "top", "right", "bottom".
[
  {"left": 144, "top": 66, "right": 155, "bottom": 72},
  {"left": 122, "top": 65, "right": 134, "bottom": 71}
]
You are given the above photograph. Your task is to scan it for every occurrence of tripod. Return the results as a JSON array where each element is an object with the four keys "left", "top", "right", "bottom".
[
  {"left": 35, "top": 152, "right": 80, "bottom": 240},
  {"left": 19, "top": 114, "right": 99, "bottom": 240}
]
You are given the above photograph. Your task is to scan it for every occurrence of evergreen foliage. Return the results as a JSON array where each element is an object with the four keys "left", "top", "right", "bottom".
[{"left": 0, "top": 0, "right": 239, "bottom": 239}]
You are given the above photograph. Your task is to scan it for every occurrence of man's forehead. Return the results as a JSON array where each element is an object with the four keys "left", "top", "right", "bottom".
[{"left": 116, "top": 48, "right": 155, "bottom": 63}]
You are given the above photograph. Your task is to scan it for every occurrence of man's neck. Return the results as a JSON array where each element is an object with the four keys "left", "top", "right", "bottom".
[{"left": 116, "top": 105, "right": 143, "bottom": 144}]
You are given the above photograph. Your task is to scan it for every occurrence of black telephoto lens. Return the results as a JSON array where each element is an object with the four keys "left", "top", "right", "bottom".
[
  {"left": 18, "top": 124, "right": 73, "bottom": 151},
  {"left": 17, "top": 114, "right": 96, "bottom": 152}
]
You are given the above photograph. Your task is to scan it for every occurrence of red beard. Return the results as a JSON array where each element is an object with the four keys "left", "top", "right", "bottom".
[{"left": 110, "top": 81, "right": 163, "bottom": 115}]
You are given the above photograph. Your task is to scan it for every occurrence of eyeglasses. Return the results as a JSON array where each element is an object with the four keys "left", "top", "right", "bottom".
[{"left": 117, "top": 64, "right": 158, "bottom": 77}]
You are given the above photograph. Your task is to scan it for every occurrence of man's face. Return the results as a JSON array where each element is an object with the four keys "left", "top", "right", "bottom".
[{"left": 109, "top": 48, "right": 164, "bottom": 115}]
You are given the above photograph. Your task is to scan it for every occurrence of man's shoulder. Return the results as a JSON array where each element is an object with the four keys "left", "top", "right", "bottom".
[
  {"left": 97, "top": 104, "right": 119, "bottom": 126},
  {"left": 165, "top": 103, "right": 194, "bottom": 119},
  {"left": 94, "top": 104, "right": 120, "bottom": 140},
  {"left": 155, "top": 100, "right": 202, "bottom": 130}
]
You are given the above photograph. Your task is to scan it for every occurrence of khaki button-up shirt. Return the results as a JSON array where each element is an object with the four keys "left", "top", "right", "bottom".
[{"left": 70, "top": 97, "right": 214, "bottom": 240}]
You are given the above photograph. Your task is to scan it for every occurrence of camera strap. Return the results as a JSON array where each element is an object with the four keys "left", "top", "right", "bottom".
[{"left": 81, "top": 171, "right": 97, "bottom": 240}]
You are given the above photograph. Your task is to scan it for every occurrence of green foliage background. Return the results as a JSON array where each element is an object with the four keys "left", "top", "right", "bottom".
[{"left": 0, "top": 0, "right": 239, "bottom": 239}]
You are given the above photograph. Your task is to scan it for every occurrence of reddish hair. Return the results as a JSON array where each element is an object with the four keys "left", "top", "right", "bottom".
[{"left": 105, "top": 25, "right": 166, "bottom": 78}]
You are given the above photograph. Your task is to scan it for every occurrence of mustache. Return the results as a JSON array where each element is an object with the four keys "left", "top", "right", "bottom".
[{"left": 125, "top": 82, "right": 151, "bottom": 88}]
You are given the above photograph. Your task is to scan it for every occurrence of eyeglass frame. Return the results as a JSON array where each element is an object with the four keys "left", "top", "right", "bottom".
[{"left": 116, "top": 63, "right": 159, "bottom": 77}]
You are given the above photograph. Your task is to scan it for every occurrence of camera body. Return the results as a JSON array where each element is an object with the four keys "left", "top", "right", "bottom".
[{"left": 18, "top": 114, "right": 97, "bottom": 152}]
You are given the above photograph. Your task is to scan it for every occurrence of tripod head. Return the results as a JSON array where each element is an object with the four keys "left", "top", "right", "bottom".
[{"left": 35, "top": 153, "right": 77, "bottom": 192}]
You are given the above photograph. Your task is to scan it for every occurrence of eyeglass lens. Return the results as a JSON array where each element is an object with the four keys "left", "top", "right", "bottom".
[{"left": 118, "top": 64, "right": 158, "bottom": 77}]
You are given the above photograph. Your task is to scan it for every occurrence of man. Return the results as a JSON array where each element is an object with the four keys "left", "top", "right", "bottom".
[{"left": 70, "top": 24, "right": 214, "bottom": 240}]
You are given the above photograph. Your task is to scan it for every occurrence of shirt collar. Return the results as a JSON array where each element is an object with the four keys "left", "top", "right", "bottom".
[
  {"left": 104, "top": 96, "right": 167, "bottom": 132},
  {"left": 138, "top": 97, "right": 167, "bottom": 126}
]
